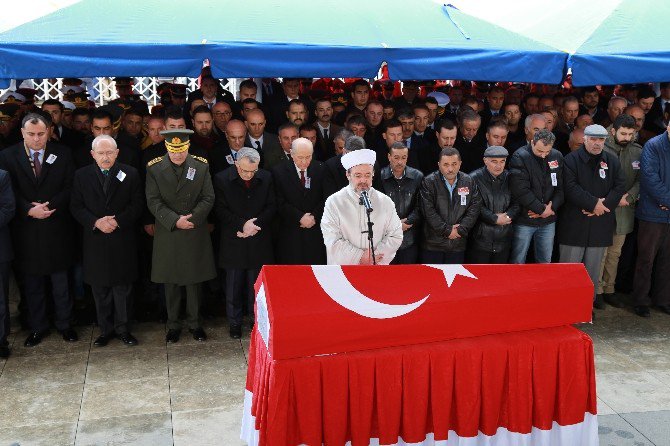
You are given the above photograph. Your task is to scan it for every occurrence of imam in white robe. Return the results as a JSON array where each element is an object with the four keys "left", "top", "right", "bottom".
[{"left": 321, "top": 185, "right": 403, "bottom": 265}]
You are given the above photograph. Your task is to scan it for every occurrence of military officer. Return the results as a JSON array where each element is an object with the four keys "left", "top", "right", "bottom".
[{"left": 145, "top": 129, "right": 216, "bottom": 343}]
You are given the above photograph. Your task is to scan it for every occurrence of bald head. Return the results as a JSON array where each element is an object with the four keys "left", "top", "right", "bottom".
[
  {"left": 226, "top": 119, "right": 247, "bottom": 151},
  {"left": 568, "top": 128, "right": 584, "bottom": 151},
  {"left": 245, "top": 109, "right": 266, "bottom": 138},
  {"left": 624, "top": 105, "right": 645, "bottom": 131}
]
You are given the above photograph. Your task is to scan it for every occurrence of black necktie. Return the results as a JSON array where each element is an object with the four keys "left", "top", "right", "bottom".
[
  {"left": 255, "top": 140, "right": 262, "bottom": 151},
  {"left": 323, "top": 128, "right": 329, "bottom": 140}
]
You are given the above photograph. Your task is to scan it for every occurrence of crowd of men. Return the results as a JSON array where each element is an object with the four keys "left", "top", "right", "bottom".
[{"left": 0, "top": 74, "right": 669, "bottom": 359}]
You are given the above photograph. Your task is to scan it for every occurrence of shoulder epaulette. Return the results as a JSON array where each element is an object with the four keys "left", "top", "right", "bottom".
[
  {"left": 192, "top": 155, "right": 208, "bottom": 164},
  {"left": 147, "top": 156, "right": 163, "bottom": 167}
]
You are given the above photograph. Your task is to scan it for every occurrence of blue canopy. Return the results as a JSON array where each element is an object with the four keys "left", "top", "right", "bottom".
[
  {"left": 451, "top": 0, "right": 670, "bottom": 86},
  {"left": 0, "top": 0, "right": 567, "bottom": 87}
]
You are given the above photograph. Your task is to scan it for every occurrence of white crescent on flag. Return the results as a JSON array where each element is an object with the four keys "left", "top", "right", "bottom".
[{"left": 310, "top": 264, "right": 476, "bottom": 319}]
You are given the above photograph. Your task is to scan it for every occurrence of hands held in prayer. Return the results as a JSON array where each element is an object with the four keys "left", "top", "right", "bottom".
[
  {"left": 95, "top": 215, "right": 118, "bottom": 233},
  {"left": 527, "top": 201, "right": 554, "bottom": 219},
  {"left": 176, "top": 214, "right": 194, "bottom": 230},
  {"left": 28, "top": 201, "right": 55, "bottom": 219},
  {"left": 582, "top": 198, "right": 610, "bottom": 217},
  {"left": 237, "top": 218, "right": 261, "bottom": 238},
  {"left": 618, "top": 193, "right": 629, "bottom": 207},
  {"left": 495, "top": 213, "right": 512, "bottom": 225},
  {"left": 300, "top": 213, "right": 316, "bottom": 229},
  {"left": 448, "top": 224, "right": 461, "bottom": 240},
  {"left": 359, "top": 248, "right": 384, "bottom": 265}
]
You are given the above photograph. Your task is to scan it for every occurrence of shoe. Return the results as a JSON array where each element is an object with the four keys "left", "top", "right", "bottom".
[
  {"left": 166, "top": 329, "right": 181, "bottom": 343},
  {"left": 118, "top": 332, "right": 138, "bottom": 346},
  {"left": 656, "top": 305, "right": 670, "bottom": 315},
  {"left": 189, "top": 327, "right": 207, "bottom": 342},
  {"left": 634, "top": 305, "right": 651, "bottom": 318},
  {"left": 593, "top": 294, "right": 606, "bottom": 310},
  {"left": 0, "top": 345, "right": 9, "bottom": 358},
  {"left": 229, "top": 325, "right": 242, "bottom": 339},
  {"left": 60, "top": 328, "right": 79, "bottom": 342},
  {"left": 603, "top": 293, "right": 624, "bottom": 308},
  {"left": 93, "top": 333, "right": 114, "bottom": 347},
  {"left": 24, "top": 331, "right": 47, "bottom": 347}
]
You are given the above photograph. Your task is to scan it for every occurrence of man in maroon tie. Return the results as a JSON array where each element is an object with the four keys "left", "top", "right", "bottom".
[{"left": 0, "top": 112, "right": 78, "bottom": 347}]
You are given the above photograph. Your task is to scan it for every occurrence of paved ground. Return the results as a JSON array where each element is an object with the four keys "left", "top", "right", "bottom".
[{"left": 1, "top": 288, "right": 669, "bottom": 445}]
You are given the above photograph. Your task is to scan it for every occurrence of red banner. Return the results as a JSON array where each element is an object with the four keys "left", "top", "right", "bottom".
[{"left": 255, "top": 264, "right": 593, "bottom": 360}]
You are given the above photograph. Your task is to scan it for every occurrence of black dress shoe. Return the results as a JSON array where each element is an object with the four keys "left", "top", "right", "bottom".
[
  {"left": 655, "top": 305, "right": 670, "bottom": 315},
  {"left": 60, "top": 328, "right": 79, "bottom": 342},
  {"left": 93, "top": 333, "right": 114, "bottom": 347},
  {"left": 229, "top": 325, "right": 242, "bottom": 339},
  {"left": 634, "top": 305, "right": 651, "bottom": 318},
  {"left": 24, "top": 331, "right": 47, "bottom": 347},
  {"left": 603, "top": 293, "right": 624, "bottom": 308},
  {"left": 0, "top": 345, "right": 9, "bottom": 358},
  {"left": 593, "top": 294, "right": 606, "bottom": 310},
  {"left": 189, "top": 327, "right": 207, "bottom": 342},
  {"left": 166, "top": 329, "right": 181, "bottom": 343},
  {"left": 119, "top": 332, "right": 138, "bottom": 346}
]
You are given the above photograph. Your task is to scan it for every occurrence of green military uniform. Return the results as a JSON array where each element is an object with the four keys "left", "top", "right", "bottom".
[{"left": 145, "top": 130, "right": 216, "bottom": 331}]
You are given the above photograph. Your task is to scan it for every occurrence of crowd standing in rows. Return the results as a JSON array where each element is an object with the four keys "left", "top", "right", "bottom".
[{"left": 0, "top": 74, "right": 669, "bottom": 359}]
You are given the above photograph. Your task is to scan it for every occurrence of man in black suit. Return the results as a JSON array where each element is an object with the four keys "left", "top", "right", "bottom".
[
  {"left": 265, "top": 78, "right": 311, "bottom": 133},
  {"left": 244, "top": 109, "right": 281, "bottom": 158},
  {"left": 70, "top": 135, "right": 143, "bottom": 347},
  {"left": 0, "top": 168, "right": 14, "bottom": 358},
  {"left": 271, "top": 137, "right": 326, "bottom": 265},
  {"left": 313, "top": 98, "right": 341, "bottom": 161},
  {"left": 479, "top": 86, "right": 506, "bottom": 126},
  {"left": 186, "top": 75, "right": 235, "bottom": 111},
  {"left": 214, "top": 147, "right": 276, "bottom": 339},
  {"left": 0, "top": 113, "right": 78, "bottom": 347},
  {"left": 264, "top": 123, "right": 298, "bottom": 171},
  {"left": 73, "top": 108, "right": 139, "bottom": 170},
  {"left": 396, "top": 110, "right": 427, "bottom": 171},
  {"left": 210, "top": 119, "right": 247, "bottom": 176},
  {"left": 42, "top": 99, "right": 80, "bottom": 148},
  {"left": 455, "top": 108, "right": 487, "bottom": 173}
]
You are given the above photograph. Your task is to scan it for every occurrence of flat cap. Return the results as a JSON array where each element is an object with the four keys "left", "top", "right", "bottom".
[
  {"left": 584, "top": 124, "right": 608, "bottom": 138},
  {"left": 483, "top": 145, "right": 509, "bottom": 157}
]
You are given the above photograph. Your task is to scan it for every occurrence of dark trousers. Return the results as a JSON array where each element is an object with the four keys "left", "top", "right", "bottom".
[
  {"left": 22, "top": 270, "right": 72, "bottom": 333},
  {"left": 91, "top": 284, "right": 132, "bottom": 336},
  {"left": 420, "top": 249, "right": 465, "bottom": 264},
  {"left": 391, "top": 245, "right": 419, "bottom": 264},
  {"left": 225, "top": 268, "right": 260, "bottom": 327},
  {"left": 467, "top": 247, "right": 510, "bottom": 264},
  {"left": 164, "top": 283, "right": 202, "bottom": 330},
  {"left": 0, "top": 261, "right": 10, "bottom": 346},
  {"left": 632, "top": 220, "right": 670, "bottom": 307}
]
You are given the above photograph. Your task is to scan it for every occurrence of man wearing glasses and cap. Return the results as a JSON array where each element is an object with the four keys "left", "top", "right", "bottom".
[
  {"left": 321, "top": 148, "right": 403, "bottom": 265},
  {"left": 145, "top": 129, "right": 216, "bottom": 343}
]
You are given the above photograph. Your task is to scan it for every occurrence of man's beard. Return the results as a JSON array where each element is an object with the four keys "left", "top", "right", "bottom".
[{"left": 614, "top": 136, "right": 632, "bottom": 146}]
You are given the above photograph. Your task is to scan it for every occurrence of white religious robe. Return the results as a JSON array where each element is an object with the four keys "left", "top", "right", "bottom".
[{"left": 321, "top": 185, "right": 403, "bottom": 265}]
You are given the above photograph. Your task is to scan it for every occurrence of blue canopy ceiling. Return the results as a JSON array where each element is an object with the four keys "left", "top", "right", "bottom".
[{"left": 0, "top": 0, "right": 567, "bottom": 87}]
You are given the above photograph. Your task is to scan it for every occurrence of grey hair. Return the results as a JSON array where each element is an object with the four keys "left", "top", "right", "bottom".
[
  {"left": 290, "top": 137, "right": 313, "bottom": 154},
  {"left": 333, "top": 129, "right": 353, "bottom": 142},
  {"left": 236, "top": 147, "right": 260, "bottom": 164},
  {"left": 608, "top": 96, "right": 628, "bottom": 108},
  {"left": 524, "top": 113, "right": 547, "bottom": 129},
  {"left": 91, "top": 134, "right": 117, "bottom": 151},
  {"left": 344, "top": 135, "right": 366, "bottom": 152},
  {"left": 532, "top": 129, "right": 556, "bottom": 146}
]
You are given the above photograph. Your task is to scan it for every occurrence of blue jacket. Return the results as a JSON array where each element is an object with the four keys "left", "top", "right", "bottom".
[
  {"left": 637, "top": 132, "right": 670, "bottom": 223},
  {"left": 0, "top": 169, "right": 15, "bottom": 263}
]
